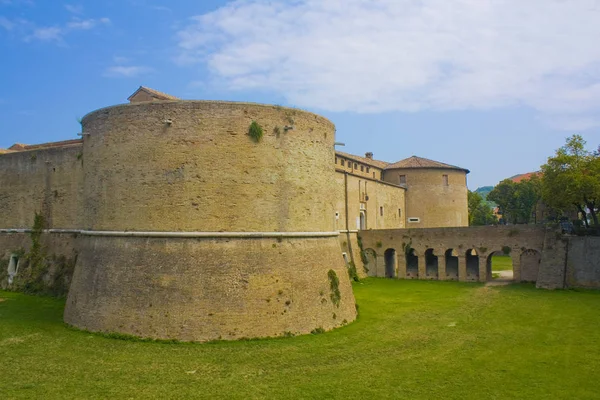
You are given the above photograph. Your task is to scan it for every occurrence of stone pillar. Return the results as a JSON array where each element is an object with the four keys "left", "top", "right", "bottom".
[
  {"left": 511, "top": 253, "right": 521, "bottom": 282},
  {"left": 438, "top": 254, "right": 447, "bottom": 281},
  {"left": 418, "top": 252, "right": 427, "bottom": 280},
  {"left": 478, "top": 256, "right": 486, "bottom": 283},
  {"left": 377, "top": 254, "right": 385, "bottom": 278},
  {"left": 397, "top": 252, "right": 406, "bottom": 279},
  {"left": 458, "top": 256, "right": 467, "bottom": 282}
]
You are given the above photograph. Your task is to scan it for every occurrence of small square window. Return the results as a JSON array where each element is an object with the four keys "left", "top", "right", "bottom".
[{"left": 399, "top": 175, "right": 406, "bottom": 184}]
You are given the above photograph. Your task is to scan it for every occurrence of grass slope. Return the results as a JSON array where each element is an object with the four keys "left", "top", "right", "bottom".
[{"left": 1, "top": 280, "right": 600, "bottom": 399}]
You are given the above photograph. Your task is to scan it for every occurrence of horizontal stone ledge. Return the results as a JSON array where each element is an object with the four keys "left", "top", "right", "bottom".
[
  {"left": 338, "top": 230, "right": 359, "bottom": 233},
  {"left": 0, "top": 229, "right": 340, "bottom": 238}
]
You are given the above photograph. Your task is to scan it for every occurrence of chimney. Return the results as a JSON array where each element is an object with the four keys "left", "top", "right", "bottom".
[{"left": 365, "top": 152, "right": 373, "bottom": 159}]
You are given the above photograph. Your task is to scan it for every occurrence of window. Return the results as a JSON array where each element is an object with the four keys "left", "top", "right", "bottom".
[
  {"left": 408, "top": 217, "right": 420, "bottom": 223},
  {"left": 373, "top": 172, "right": 376, "bottom": 179},
  {"left": 399, "top": 175, "right": 406, "bottom": 184},
  {"left": 380, "top": 206, "right": 384, "bottom": 216},
  {"left": 354, "top": 163, "right": 358, "bottom": 169},
  {"left": 443, "top": 174, "right": 449, "bottom": 186},
  {"left": 398, "top": 209, "right": 402, "bottom": 217},
  {"left": 341, "top": 159, "right": 345, "bottom": 166},
  {"left": 360, "top": 165, "right": 364, "bottom": 172},
  {"left": 366, "top": 167, "right": 370, "bottom": 173}
]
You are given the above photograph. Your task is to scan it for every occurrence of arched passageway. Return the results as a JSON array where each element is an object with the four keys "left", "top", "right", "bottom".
[
  {"left": 520, "top": 249, "right": 541, "bottom": 282},
  {"left": 445, "top": 249, "right": 459, "bottom": 280},
  {"left": 364, "top": 248, "right": 377, "bottom": 277},
  {"left": 466, "top": 249, "right": 479, "bottom": 281},
  {"left": 485, "top": 251, "right": 514, "bottom": 281},
  {"left": 425, "top": 249, "right": 438, "bottom": 279},
  {"left": 406, "top": 248, "right": 419, "bottom": 279},
  {"left": 384, "top": 248, "right": 396, "bottom": 278}
]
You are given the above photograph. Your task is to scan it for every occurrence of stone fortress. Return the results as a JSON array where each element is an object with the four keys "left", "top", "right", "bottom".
[{"left": 1, "top": 87, "right": 598, "bottom": 342}]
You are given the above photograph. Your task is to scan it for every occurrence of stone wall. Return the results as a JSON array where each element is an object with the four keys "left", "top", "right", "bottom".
[
  {"left": 383, "top": 168, "right": 468, "bottom": 228},
  {"left": 359, "top": 225, "right": 546, "bottom": 282},
  {"left": 64, "top": 100, "right": 357, "bottom": 341},
  {"left": 566, "top": 236, "right": 600, "bottom": 289},
  {"left": 334, "top": 171, "right": 405, "bottom": 232},
  {"left": 0, "top": 232, "right": 78, "bottom": 296},
  {"left": 0, "top": 144, "right": 83, "bottom": 229}
]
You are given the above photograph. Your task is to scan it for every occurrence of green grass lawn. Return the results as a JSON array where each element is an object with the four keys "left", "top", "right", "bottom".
[
  {"left": 491, "top": 254, "right": 513, "bottom": 271},
  {"left": 2, "top": 280, "right": 600, "bottom": 399}
]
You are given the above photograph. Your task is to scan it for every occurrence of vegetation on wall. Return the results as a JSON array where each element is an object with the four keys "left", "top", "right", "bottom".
[
  {"left": 248, "top": 121, "right": 264, "bottom": 142},
  {"left": 327, "top": 269, "right": 341, "bottom": 307},
  {"left": 346, "top": 261, "right": 359, "bottom": 282}
]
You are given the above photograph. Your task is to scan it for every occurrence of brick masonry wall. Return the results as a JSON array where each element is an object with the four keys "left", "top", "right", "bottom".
[
  {"left": 565, "top": 236, "right": 600, "bottom": 289},
  {"left": 383, "top": 168, "right": 468, "bottom": 228},
  {"left": 0, "top": 232, "right": 78, "bottom": 295},
  {"left": 0, "top": 145, "right": 83, "bottom": 229},
  {"left": 359, "top": 225, "right": 546, "bottom": 282},
  {"left": 80, "top": 101, "right": 338, "bottom": 232},
  {"left": 64, "top": 235, "right": 356, "bottom": 342},
  {"left": 63, "top": 100, "right": 357, "bottom": 341}
]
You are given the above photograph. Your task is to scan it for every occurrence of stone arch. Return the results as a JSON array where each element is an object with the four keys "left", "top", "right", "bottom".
[
  {"left": 364, "top": 248, "right": 377, "bottom": 277},
  {"left": 465, "top": 248, "right": 479, "bottom": 281},
  {"left": 445, "top": 249, "right": 459, "bottom": 280},
  {"left": 425, "top": 249, "right": 438, "bottom": 280},
  {"left": 384, "top": 248, "right": 396, "bottom": 278},
  {"left": 520, "top": 249, "right": 541, "bottom": 283},
  {"left": 405, "top": 248, "right": 419, "bottom": 279},
  {"left": 485, "top": 250, "right": 514, "bottom": 282}
]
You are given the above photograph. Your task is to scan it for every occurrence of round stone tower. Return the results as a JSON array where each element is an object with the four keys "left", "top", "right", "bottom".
[
  {"left": 64, "top": 101, "right": 356, "bottom": 342},
  {"left": 383, "top": 156, "right": 469, "bottom": 228}
]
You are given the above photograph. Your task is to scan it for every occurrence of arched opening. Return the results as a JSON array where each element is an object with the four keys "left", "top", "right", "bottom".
[
  {"left": 425, "top": 249, "right": 438, "bottom": 279},
  {"left": 520, "top": 249, "right": 541, "bottom": 283},
  {"left": 364, "top": 248, "right": 377, "bottom": 277},
  {"left": 445, "top": 249, "right": 459, "bottom": 280},
  {"left": 485, "top": 251, "right": 514, "bottom": 282},
  {"left": 406, "top": 248, "right": 419, "bottom": 279},
  {"left": 465, "top": 249, "right": 479, "bottom": 281},
  {"left": 384, "top": 249, "right": 396, "bottom": 278},
  {"left": 359, "top": 211, "right": 366, "bottom": 230},
  {"left": 7, "top": 254, "right": 20, "bottom": 285}
]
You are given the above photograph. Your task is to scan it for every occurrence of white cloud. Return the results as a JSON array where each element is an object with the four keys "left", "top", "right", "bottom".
[
  {"left": 176, "top": 0, "right": 600, "bottom": 130},
  {"left": 30, "top": 26, "right": 62, "bottom": 41},
  {"left": 26, "top": 17, "right": 110, "bottom": 42},
  {"left": 103, "top": 65, "right": 153, "bottom": 78},
  {"left": 64, "top": 4, "right": 83, "bottom": 14},
  {"left": 0, "top": 16, "right": 15, "bottom": 30}
]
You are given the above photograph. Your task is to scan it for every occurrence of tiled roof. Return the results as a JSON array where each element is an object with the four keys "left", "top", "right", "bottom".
[
  {"left": 128, "top": 86, "right": 180, "bottom": 101},
  {"left": 335, "top": 151, "right": 389, "bottom": 169},
  {"left": 509, "top": 172, "right": 541, "bottom": 183},
  {"left": 385, "top": 156, "right": 469, "bottom": 173}
]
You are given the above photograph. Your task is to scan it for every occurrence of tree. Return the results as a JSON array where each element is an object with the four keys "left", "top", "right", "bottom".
[
  {"left": 487, "top": 177, "right": 541, "bottom": 224},
  {"left": 541, "top": 135, "right": 600, "bottom": 227},
  {"left": 468, "top": 190, "right": 497, "bottom": 226}
]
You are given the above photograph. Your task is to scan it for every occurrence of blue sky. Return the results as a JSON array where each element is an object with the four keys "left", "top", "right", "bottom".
[{"left": 1, "top": 0, "right": 599, "bottom": 189}]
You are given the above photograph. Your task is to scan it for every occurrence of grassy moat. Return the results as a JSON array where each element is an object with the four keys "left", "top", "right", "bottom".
[{"left": 1, "top": 279, "right": 599, "bottom": 399}]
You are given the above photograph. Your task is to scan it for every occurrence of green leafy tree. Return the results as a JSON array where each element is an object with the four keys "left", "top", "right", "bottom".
[
  {"left": 468, "top": 190, "right": 497, "bottom": 226},
  {"left": 541, "top": 135, "right": 600, "bottom": 227},
  {"left": 488, "top": 177, "right": 541, "bottom": 224}
]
